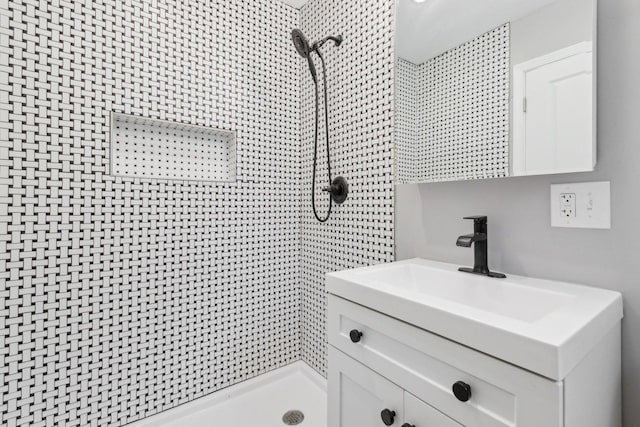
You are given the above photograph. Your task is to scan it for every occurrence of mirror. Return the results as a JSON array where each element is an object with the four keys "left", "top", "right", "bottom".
[{"left": 395, "top": 0, "right": 596, "bottom": 184}]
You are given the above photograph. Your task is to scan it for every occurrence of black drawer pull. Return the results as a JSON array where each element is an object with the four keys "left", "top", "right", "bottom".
[
  {"left": 452, "top": 380, "right": 472, "bottom": 402},
  {"left": 349, "top": 329, "right": 363, "bottom": 343},
  {"left": 380, "top": 409, "right": 396, "bottom": 425}
]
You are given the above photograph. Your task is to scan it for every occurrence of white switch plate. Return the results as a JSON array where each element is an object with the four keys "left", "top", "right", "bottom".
[{"left": 550, "top": 181, "right": 611, "bottom": 229}]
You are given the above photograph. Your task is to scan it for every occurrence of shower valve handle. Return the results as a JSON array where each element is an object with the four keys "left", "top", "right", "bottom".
[
  {"left": 321, "top": 176, "right": 349, "bottom": 205},
  {"left": 322, "top": 185, "right": 340, "bottom": 195}
]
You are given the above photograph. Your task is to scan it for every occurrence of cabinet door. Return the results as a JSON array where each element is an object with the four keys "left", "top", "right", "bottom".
[
  {"left": 404, "top": 392, "right": 463, "bottom": 427},
  {"left": 329, "top": 346, "right": 404, "bottom": 427}
]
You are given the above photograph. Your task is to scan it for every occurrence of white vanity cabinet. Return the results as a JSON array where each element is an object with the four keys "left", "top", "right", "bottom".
[
  {"left": 328, "top": 295, "right": 568, "bottom": 427},
  {"left": 326, "top": 260, "right": 622, "bottom": 427},
  {"left": 327, "top": 259, "right": 622, "bottom": 427}
]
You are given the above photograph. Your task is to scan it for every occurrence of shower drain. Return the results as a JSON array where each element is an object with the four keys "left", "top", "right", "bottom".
[{"left": 282, "top": 410, "right": 305, "bottom": 425}]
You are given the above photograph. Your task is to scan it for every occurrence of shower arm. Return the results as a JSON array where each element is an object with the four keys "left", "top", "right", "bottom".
[{"left": 312, "top": 35, "right": 343, "bottom": 52}]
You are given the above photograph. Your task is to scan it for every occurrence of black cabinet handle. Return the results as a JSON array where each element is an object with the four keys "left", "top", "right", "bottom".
[
  {"left": 401, "top": 424, "right": 415, "bottom": 427},
  {"left": 452, "top": 380, "right": 472, "bottom": 402},
  {"left": 380, "top": 409, "right": 396, "bottom": 425},
  {"left": 349, "top": 329, "right": 363, "bottom": 343}
]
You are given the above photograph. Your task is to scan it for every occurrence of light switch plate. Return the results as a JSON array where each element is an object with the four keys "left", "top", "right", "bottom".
[{"left": 550, "top": 181, "right": 611, "bottom": 229}]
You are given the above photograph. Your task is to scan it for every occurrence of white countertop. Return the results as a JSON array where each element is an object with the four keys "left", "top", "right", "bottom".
[{"left": 326, "top": 258, "right": 623, "bottom": 380}]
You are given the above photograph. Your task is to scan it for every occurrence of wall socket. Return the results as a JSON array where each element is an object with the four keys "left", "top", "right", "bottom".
[
  {"left": 550, "top": 181, "right": 611, "bottom": 229},
  {"left": 560, "top": 193, "right": 576, "bottom": 218}
]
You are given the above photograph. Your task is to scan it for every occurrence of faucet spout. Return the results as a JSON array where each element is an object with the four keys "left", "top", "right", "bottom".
[
  {"left": 456, "top": 216, "right": 506, "bottom": 279},
  {"left": 456, "top": 233, "right": 486, "bottom": 247}
]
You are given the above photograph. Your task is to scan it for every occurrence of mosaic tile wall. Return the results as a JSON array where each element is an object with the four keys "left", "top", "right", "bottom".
[
  {"left": 396, "top": 58, "right": 418, "bottom": 184},
  {"left": 396, "top": 24, "right": 510, "bottom": 183},
  {"left": 416, "top": 24, "right": 510, "bottom": 182},
  {"left": 0, "top": 1, "right": 301, "bottom": 426},
  {"left": 299, "top": 0, "right": 396, "bottom": 375}
]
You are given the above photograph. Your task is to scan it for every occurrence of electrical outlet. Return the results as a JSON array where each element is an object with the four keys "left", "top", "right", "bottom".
[
  {"left": 560, "top": 193, "right": 576, "bottom": 218},
  {"left": 550, "top": 182, "right": 610, "bottom": 229}
]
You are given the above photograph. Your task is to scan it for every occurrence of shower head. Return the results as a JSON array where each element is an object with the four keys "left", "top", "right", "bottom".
[
  {"left": 291, "top": 29, "right": 311, "bottom": 58},
  {"left": 291, "top": 29, "right": 344, "bottom": 56},
  {"left": 291, "top": 29, "right": 317, "bottom": 82}
]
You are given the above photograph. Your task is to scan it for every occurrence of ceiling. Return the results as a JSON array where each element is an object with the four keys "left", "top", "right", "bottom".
[
  {"left": 397, "top": 0, "right": 558, "bottom": 64},
  {"left": 279, "top": 0, "right": 308, "bottom": 8}
]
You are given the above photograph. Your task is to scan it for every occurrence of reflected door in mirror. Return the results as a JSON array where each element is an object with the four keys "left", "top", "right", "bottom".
[{"left": 513, "top": 42, "right": 594, "bottom": 176}]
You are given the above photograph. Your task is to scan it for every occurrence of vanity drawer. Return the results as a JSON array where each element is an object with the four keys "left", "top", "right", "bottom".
[
  {"left": 328, "top": 294, "right": 563, "bottom": 427},
  {"left": 405, "top": 392, "right": 462, "bottom": 427}
]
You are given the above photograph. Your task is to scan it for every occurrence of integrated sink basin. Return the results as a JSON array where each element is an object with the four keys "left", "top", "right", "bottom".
[
  {"left": 327, "top": 258, "right": 623, "bottom": 380},
  {"left": 354, "top": 262, "right": 576, "bottom": 322}
]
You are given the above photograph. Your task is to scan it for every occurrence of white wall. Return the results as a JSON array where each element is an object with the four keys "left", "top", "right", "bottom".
[
  {"left": 395, "top": 0, "right": 640, "bottom": 424},
  {"left": 511, "top": 0, "right": 593, "bottom": 66}
]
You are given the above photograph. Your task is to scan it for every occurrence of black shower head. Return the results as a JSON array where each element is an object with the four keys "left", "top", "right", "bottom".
[
  {"left": 291, "top": 29, "right": 317, "bottom": 82},
  {"left": 291, "top": 29, "right": 311, "bottom": 58},
  {"left": 291, "top": 29, "right": 343, "bottom": 56},
  {"left": 291, "top": 29, "right": 343, "bottom": 84}
]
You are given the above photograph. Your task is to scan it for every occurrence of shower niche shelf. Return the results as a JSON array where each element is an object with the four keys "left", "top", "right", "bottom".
[{"left": 110, "top": 113, "right": 236, "bottom": 182}]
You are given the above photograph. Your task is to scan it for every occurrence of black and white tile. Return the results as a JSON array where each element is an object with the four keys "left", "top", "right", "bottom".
[
  {"left": 1, "top": 1, "right": 301, "bottom": 425},
  {"left": 396, "top": 58, "right": 418, "bottom": 184},
  {"left": 396, "top": 24, "right": 510, "bottom": 183},
  {"left": 417, "top": 23, "right": 510, "bottom": 182},
  {"left": 110, "top": 113, "right": 237, "bottom": 182},
  {"left": 299, "top": 0, "right": 396, "bottom": 376}
]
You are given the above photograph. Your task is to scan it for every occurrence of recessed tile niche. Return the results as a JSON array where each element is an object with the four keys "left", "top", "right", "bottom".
[{"left": 110, "top": 113, "right": 237, "bottom": 182}]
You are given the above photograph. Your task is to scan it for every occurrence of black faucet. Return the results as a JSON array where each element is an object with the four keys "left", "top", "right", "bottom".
[{"left": 456, "top": 216, "right": 506, "bottom": 278}]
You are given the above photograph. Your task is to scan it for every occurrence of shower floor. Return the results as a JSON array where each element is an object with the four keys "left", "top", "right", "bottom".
[{"left": 129, "top": 361, "right": 327, "bottom": 427}]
